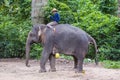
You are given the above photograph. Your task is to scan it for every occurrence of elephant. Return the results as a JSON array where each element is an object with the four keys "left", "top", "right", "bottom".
[{"left": 25, "top": 24, "right": 98, "bottom": 73}]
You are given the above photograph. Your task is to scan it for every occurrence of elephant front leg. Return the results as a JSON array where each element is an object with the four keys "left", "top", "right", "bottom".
[
  {"left": 49, "top": 54, "right": 56, "bottom": 72},
  {"left": 40, "top": 50, "right": 50, "bottom": 73}
]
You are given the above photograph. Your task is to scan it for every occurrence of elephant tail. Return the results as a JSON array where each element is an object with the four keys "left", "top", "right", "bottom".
[{"left": 87, "top": 34, "right": 98, "bottom": 65}]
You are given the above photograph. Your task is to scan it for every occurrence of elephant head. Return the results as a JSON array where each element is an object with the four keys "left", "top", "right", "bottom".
[{"left": 25, "top": 24, "right": 46, "bottom": 67}]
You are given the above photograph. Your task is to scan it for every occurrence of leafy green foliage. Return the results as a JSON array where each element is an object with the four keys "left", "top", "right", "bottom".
[
  {"left": 0, "top": 0, "right": 32, "bottom": 58},
  {"left": 30, "top": 44, "right": 43, "bottom": 59},
  {"left": 99, "top": 0, "right": 118, "bottom": 15},
  {"left": 102, "top": 60, "right": 120, "bottom": 69},
  {"left": 60, "top": 54, "right": 73, "bottom": 60},
  {"left": 0, "top": 15, "right": 31, "bottom": 58}
]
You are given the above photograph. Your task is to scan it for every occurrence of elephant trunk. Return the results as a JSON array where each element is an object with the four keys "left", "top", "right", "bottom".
[{"left": 25, "top": 34, "right": 31, "bottom": 67}]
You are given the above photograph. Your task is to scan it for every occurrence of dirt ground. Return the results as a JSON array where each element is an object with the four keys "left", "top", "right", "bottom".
[{"left": 0, "top": 58, "right": 120, "bottom": 80}]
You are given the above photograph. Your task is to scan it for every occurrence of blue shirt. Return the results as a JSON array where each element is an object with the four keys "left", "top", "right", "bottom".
[{"left": 50, "top": 13, "right": 60, "bottom": 23}]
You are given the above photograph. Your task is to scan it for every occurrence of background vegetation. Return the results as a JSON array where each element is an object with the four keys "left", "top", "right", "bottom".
[{"left": 0, "top": 0, "right": 120, "bottom": 63}]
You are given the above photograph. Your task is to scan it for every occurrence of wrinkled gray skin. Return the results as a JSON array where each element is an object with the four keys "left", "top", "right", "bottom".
[{"left": 25, "top": 24, "right": 98, "bottom": 73}]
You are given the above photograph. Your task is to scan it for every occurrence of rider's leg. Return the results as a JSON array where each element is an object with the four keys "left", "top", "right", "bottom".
[{"left": 47, "top": 21, "right": 58, "bottom": 28}]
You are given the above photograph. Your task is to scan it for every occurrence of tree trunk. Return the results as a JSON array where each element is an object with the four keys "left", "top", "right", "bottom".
[
  {"left": 31, "top": 0, "right": 48, "bottom": 24},
  {"left": 118, "top": 0, "right": 120, "bottom": 17}
]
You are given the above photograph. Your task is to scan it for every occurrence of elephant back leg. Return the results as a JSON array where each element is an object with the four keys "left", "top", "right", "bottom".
[
  {"left": 74, "top": 49, "right": 87, "bottom": 73},
  {"left": 72, "top": 55, "right": 78, "bottom": 69}
]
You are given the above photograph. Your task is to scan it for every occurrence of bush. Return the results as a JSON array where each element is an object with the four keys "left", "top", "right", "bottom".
[
  {"left": 102, "top": 60, "right": 120, "bottom": 69},
  {"left": 30, "top": 44, "right": 43, "bottom": 59},
  {"left": 99, "top": 0, "right": 118, "bottom": 15},
  {"left": 0, "top": 0, "right": 32, "bottom": 58},
  {"left": 0, "top": 15, "right": 31, "bottom": 58}
]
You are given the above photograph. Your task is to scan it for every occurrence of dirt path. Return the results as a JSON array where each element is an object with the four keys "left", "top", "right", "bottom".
[{"left": 0, "top": 59, "right": 119, "bottom": 80}]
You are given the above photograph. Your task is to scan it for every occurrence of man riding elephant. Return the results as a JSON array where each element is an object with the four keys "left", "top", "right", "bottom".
[{"left": 47, "top": 8, "right": 60, "bottom": 28}]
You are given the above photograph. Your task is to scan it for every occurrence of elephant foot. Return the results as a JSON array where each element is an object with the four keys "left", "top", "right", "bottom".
[
  {"left": 49, "top": 68, "right": 56, "bottom": 72},
  {"left": 39, "top": 69, "right": 46, "bottom": 73},
  {"left": 74, "top": 67, "right": 77, "bottom": 69},
  {"left": 26, "top": 64, "right": 30, "bottom": 67},
  {"left": 26, "top": 61, "right": 30, "bottom": 67},
  {"left": 75, "top": 69, "right": 85, "bottom": 74}
]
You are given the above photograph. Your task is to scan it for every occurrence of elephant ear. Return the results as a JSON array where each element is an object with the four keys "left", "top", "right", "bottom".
[{"left": 38, "top": 24, "right": 47, "bottom": 36}]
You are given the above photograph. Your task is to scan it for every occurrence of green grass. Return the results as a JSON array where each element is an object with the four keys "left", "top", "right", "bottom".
[
  {"left": 102, "top": 60, "right": 120, "bottom": 69},
  {"left": 60, "top": 54, "right": 73, "bottom": 60}
]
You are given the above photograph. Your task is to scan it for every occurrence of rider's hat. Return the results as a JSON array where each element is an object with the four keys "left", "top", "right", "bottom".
[{"left": 52, "top": 8, "right": 58, "bottom": 12}]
